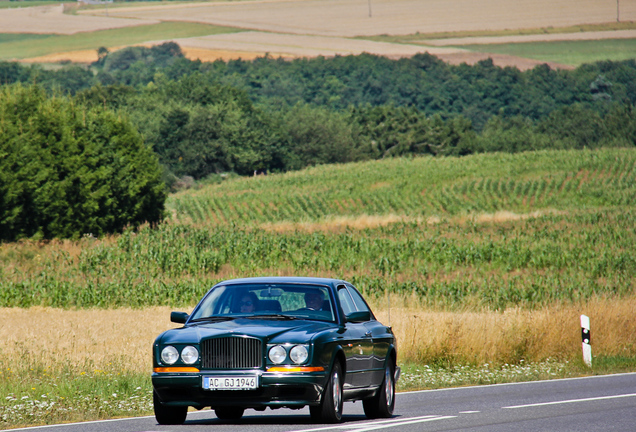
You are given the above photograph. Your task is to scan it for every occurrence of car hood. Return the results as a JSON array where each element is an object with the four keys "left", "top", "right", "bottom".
[{"left": 158, "top": 318, "right": 337, "bottom": 345}]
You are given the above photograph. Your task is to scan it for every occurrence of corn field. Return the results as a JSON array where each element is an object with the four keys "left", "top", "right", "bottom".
[
  {"left": 1, "top": 148, "right": 635, "bottom": 311},
  {"left": 169, "top": 149, "right": 636, "bottom": 225}
]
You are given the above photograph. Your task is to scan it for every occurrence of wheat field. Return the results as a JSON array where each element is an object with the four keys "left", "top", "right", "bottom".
[{"left": 2, "top": 297, "right": 634, "bottom": 372}]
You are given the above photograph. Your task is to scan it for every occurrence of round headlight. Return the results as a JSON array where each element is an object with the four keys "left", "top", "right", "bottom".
[
  {"left": 290, "top": 345, "right": 309, "bottom": 364},
  {"left": 161, "top": 346, "right": 179, "bottom": 365},
  {"left": 181, "top": 346, "right": 199, "bottom": 365},
  {"left": 268, "top": 345, "right": 287, "bottom": 364}
]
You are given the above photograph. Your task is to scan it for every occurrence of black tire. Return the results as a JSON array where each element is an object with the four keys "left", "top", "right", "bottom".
[
  {"left": 215, "top": 407, "right": 245, "bottom": 420},
  {"left": 153, "top": 390, "right": 188, "bottom": 425},
  {"left": 363, "top": 357, "right": 395, "bottom": 419},
  {"left": 311, "top": 361, "right": 344, "bottom": 423}
]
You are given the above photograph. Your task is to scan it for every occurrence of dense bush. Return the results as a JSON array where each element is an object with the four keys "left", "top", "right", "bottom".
[{"left": 0, "top": 84, "right": 166, "bottom": 241}]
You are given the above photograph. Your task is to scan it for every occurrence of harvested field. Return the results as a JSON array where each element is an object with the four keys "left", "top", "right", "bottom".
[
  {"left": 0, "top": 4, "right": 158, "bottom": 35},
  {"left": 20, "top": 45, "right": 271, "bottom": 64},
  {"left": 10, "top": 0, "right": 636, "bottom": 68},
  {"left": 88, "top": 0, "right": 636, "bottom": 38},
  {"left": 166, "top": 31, "right": 466, "bottom": 58}
]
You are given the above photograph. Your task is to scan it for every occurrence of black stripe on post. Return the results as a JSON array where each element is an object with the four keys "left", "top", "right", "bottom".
[{"left": 581, "top": 328, "right": 591, "bottom": 345}]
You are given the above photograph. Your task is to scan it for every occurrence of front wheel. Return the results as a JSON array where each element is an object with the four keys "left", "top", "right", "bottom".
[
  {"left": 153, "top": 391, "right": 187, "bottom": 425},
  {"left": 310, "top": 361, "right": 343, "bottom": 423},
  {"left": 363, "top": 357, "right": 395, "bottom": 419}
]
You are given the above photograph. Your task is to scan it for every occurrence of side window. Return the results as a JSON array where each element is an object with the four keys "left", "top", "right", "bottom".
[
  {"left": 337, "top": 286, "right": 355, "bottom": 315},
  {"left": 347, "top": 286, "right": 371, "bottom": 314}
]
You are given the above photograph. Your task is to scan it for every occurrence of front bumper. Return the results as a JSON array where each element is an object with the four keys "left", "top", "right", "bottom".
[{"left": 152, "top": 369, "right": 327, "bottom": 409}]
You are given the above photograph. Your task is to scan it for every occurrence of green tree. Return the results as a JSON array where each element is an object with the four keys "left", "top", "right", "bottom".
[{"left": 0, "top": 84, "right": 166, "bottom": 241}]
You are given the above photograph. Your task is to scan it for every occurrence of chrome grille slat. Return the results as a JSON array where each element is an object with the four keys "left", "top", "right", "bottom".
[{"left": 201, "top": 337, "right": 262, "bottom": 369}]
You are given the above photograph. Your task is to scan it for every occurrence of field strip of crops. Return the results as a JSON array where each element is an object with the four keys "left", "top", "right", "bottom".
[
  {"left": 163, "top": 31, "right": 466, "bottom": 58},
  {"left": 85, "top": 0, "right": 636, "bottom": 38},
  {"left": 423, "top": 29, "right": 636, "bottom": 46},
  {"left": 0, "top": 22, "right": 239, "bottom": 61},
  {"left": 459, "top": 38, "right": 636, "bottom": 66}
]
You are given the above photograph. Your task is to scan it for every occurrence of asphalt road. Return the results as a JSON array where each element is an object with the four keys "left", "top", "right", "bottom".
[{"left": 4, "top": 373, "right": 636, "bottom": 432}]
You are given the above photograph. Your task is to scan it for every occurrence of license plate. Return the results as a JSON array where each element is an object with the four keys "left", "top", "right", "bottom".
[{"left": 203, "top": 375, "right": 259, "bottom": 390}]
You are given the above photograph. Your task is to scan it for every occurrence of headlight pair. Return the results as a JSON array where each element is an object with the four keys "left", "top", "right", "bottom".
[
  {"left": 268, "top": 344, "right": 308, "bottom": 365},
  {"left": 161, "top": 345, "right": 199, "bottom": 365}
]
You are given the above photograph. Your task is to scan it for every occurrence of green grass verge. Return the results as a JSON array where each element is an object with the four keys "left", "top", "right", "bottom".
[
  {"left": 0, "top": 357, "right": 151, "bottom": 428},
  {"left": 458, "top": 38, "right": 636, "bottom": 66},
  {"left": 0, "top": 21, "right": 241, "bottom": 61},
  {"left": 398, "top": 356, "right": 636, "bottom": 391}
]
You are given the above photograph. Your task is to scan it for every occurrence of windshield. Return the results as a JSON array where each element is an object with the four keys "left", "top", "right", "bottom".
[{"left": 190, "top": 283, "right": 335, "bottom": 323}]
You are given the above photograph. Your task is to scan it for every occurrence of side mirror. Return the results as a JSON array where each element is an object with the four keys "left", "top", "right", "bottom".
[
  {"left": 170, "top": 311, "right": 189, "bottom": 324},
  {"left": 346, "top": 311, "right": 371, "bottom": 323}
]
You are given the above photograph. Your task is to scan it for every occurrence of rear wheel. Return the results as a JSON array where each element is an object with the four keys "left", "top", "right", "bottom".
[
  {"left": 153, "top": 391, "right": 187, "bottom": 425},
  {"left": 363, "top": 357, "right": 395, "bottom": 419},
  {"left": 310, "top": 361, "right": 343, "bottom": 423},
  {"left": 215, "top": 407, "right": 245, "bottom": 420}
]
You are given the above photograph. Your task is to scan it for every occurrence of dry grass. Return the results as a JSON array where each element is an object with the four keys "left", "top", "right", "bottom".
[
  {"left": 369, "top": 296, "right": 636, "bottom": 365},
  {"left": 0, "top": 307, "right": 179, "bottom": 373},
  {"left": 2, "top": 298, "right": 633, "bottom": 373},
  {"left": 259, "top": 214, "right": 424, "bottom": 233},
  {"left": 257, "top": 210, "right": 562, "bottom": 234}
]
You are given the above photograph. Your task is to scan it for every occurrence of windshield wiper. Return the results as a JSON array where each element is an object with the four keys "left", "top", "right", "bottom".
[
  {"left": 189, "top": 316, "right": 237, "bottom": 324},
  {"left": 247, "top": 314, "right": 299, "bottom": 321}
]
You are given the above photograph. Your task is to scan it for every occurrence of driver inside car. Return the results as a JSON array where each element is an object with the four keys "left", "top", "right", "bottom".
[{"left": 304, "top": 290, "right": 324, "bottom": 310}]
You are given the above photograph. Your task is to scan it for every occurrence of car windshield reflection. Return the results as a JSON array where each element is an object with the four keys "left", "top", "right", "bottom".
[{"left": 189, "top": 283, "right": 336, "bottom": 323}]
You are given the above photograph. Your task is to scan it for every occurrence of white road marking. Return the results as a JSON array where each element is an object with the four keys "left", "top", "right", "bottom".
[
  {"left": 346, "top": 416, "right": 456, "bottom": 432},
  {"left": 0, "top": 416, "right": 155, "bottom": 431},
  {"left": 503, "top": 392, "right": 636, "bottom": 409},
  {"left": 286, "top": 415, "right": 456, "bottom": 432},
  {"left": 459, "top": 411, "right": 480, "bottom": 414}
]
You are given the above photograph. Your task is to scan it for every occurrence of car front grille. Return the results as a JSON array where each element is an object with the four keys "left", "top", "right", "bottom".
[{"left": 201, "top": 337, "right": 263, "bottom": 369}]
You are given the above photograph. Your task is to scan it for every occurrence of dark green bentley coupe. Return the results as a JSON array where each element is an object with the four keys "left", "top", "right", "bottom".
[{"left": 152, "top": 277, "right": 399, "bottom": 424}]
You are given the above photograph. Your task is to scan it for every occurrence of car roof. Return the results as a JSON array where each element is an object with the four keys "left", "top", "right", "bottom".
[{"left": 214, "top": 276, "right": 347, "bottom": 288}]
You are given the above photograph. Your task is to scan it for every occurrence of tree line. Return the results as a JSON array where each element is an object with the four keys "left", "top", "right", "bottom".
[{"left": 1, "top": 43, "right": 635, "bottom": 239}]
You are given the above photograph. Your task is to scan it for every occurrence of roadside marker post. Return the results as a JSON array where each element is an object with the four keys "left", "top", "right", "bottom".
[{"left": 580, "top": 315, "right": 592, "bottom": 367}]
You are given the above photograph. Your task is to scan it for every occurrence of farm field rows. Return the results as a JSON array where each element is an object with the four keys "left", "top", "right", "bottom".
[
  {"left": 0, "top": 21, "right": 238, "bottom": 61},
  {"left": 2, "top": 149, "right": 635, "bottom": 428},
  {"left": 84, "top": 0, "right": 636, "bottom": 38},
  {"left": 2, "top": 0, "right": 635, "bottom": 66},
  {"left": 169, "top": 149, "right": 636, "bottom": 227},
  {"left": 2, "top": 149, "right": 635, "bottom": 311}
]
